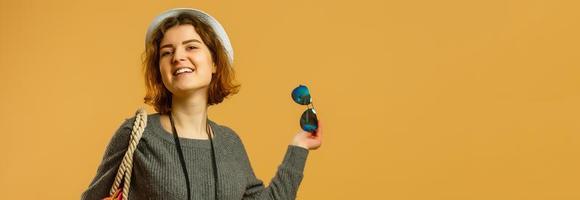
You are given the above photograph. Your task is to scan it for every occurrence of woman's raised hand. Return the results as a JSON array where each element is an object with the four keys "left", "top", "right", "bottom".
[{"left": 291, "top": 120, "right": 323, "bottom": 150}]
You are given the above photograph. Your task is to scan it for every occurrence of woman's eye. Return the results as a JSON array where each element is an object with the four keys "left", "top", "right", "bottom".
[
  {"left": 160, "top": 51, "right": 172, "bottom": 56},
  {"left": 186, "top": 46, "right": 197, "bottom": 50}
]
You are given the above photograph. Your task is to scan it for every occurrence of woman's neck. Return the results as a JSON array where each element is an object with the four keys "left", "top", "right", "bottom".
[{"left": 169, "top": 92, "right": 211, "bottom": 139}]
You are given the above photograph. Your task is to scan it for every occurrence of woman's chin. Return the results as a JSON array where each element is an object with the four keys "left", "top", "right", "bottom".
[{"left": 172, "top": 84, "right": 209, "bottom": 94}]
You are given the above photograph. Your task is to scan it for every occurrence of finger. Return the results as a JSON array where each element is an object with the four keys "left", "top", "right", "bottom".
[{"left": 314, "top": 120, "right": 322, "bottom": 140}]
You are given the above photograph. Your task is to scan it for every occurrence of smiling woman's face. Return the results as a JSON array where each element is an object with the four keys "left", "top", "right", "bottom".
[{"left": 158, "top": 24, "right": 216, "bottom": 97}]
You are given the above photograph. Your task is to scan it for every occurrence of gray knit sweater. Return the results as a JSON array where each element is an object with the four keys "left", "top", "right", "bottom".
[{"left": 81, "top": 113, "right": 309, "bottom": 200}]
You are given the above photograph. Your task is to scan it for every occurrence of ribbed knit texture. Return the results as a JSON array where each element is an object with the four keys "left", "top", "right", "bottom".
[{"left": 81, "top": 113, "right": 309, "bottom": 200}]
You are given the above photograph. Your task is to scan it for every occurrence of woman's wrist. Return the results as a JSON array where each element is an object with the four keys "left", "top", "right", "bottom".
[{"left": 290, "top": 142, "right": 309, "bottom": 150}]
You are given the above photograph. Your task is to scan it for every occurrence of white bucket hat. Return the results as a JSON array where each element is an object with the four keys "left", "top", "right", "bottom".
[{"left": 145, "top": 8, "right": 234, "bottom": 64}]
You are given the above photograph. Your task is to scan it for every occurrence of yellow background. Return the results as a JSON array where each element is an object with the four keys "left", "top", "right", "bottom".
[{"left": 1, "top": 0, "right": 579, "bottom": 199}]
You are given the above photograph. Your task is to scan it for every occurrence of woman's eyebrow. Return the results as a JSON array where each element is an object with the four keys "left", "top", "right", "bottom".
[{"left": 160, "top": 39, "right": 202, "bottom": 49}]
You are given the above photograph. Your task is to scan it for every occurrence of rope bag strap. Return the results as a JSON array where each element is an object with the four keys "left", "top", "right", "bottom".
[{"left": 109, "top": 108, "right": 148, "bottom": 200}]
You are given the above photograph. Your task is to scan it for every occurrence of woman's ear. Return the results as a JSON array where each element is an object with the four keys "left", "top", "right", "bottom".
[{"left": 212, "top": 63, "right": 217, "bottom": 74}]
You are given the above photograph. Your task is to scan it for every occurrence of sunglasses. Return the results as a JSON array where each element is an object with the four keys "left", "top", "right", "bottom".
[{"left": 291, "top": 85, "right": 319, "bottom": 133}]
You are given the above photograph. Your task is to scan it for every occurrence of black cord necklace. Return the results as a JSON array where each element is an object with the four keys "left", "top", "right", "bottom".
[{"left": 169, "top": 112, "right": 219, "bottom": 200}]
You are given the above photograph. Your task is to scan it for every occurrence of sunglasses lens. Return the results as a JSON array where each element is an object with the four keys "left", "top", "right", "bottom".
[
  {"left": 300, "top": 108, "right": 319, "bottom": 133},
  {"left": 292, "top": 85, "right": 311, "bottom": 105}
]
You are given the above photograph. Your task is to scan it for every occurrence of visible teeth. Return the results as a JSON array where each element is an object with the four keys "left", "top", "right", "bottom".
[{"left": 175, "top": 67, "right": 193, "bottom": 75}]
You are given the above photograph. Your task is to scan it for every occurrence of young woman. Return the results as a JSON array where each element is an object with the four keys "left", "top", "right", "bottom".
[{"left": 81, "top": 8, "right": 322, "bottom": 200}]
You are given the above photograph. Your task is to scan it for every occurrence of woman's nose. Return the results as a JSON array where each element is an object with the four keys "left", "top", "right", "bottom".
[{"left": 172, "top": 48, "right": 187, "bottom": 63}]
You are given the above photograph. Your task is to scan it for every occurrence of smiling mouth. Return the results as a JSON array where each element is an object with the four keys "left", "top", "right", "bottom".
[{"left": 173, "top": 67, "right": 195, "bottom": 76}]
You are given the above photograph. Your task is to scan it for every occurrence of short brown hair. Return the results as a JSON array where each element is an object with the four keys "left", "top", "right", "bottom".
[{"left": 143, "top": 12, "right": 240, "bottom": 114}]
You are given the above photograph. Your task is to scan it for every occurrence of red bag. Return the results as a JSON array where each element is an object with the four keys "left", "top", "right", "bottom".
[{"left": 103, "top": 188, "right": 122, "bottom": 200}]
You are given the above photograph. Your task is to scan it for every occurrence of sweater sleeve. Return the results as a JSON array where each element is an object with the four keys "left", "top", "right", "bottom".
[
  {"left": 81, "top": 118, "right": 133, "bottom": 200},
  {"left": 241, "top": 143, "right": 310, "bottom": 200}
]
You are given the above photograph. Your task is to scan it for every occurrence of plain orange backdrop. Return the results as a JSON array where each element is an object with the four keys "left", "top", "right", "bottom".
[{"left": 1, "top": 0, "right": 579, "bottom": 199}]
